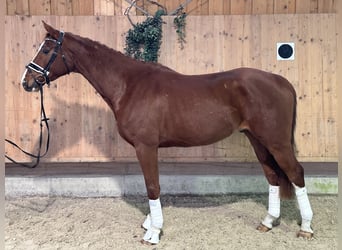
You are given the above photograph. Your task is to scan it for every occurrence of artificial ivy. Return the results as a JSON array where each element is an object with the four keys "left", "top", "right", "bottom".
[
  {"left": 173, "top": 10, "right": 187, "bottom": 50},
  {"left": 125, "top": 9, "right": 165, "bottom": 63},
  {"left": 124, "top": 7, "right": 187, "bottom": 62}
]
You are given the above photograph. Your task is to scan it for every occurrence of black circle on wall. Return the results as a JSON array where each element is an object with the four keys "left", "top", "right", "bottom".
[{"left": 278, "top": 44, "right": 293, "bottom": 59}]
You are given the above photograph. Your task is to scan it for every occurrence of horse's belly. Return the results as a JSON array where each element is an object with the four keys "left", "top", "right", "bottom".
[
  {"left": 159, "top": 110, "right": 240, "bottom": 147},
  {"left": 159, "top": 126, "right": 235, "bottom": 147}
]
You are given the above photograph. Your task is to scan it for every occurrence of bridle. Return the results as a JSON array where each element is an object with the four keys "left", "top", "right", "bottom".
[
  {"left": 5, "top": 31, "right": 70, "bottom": 168},
  {"left": 25, "top": 31, "right": 70, "bottom": 89}
]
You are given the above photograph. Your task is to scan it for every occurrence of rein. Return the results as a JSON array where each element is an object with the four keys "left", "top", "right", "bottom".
[{"left": 5, "top": 85, "right": 50, "bottom": 168}]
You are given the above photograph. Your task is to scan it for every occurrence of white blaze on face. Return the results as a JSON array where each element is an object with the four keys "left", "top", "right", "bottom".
[
  {"left": 21, "top": 40, "right": 48, "bottom": 88},
  {"left": 20, "top": 68, "right": 28, "bottom": 85}
]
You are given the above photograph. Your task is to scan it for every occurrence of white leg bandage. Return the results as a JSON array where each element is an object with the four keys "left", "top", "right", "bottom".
[
  {"left": 143, "top": 198, "right": 163, "bottom": 244},
  {"left": 262, "top": 185, "right": 280, "bottom": 228},
  {"left": 294, "top": 184, "right": 313, "bottom": 233},
  {"left": 268, "top": 185, "right": 280, "bottom": 218},
  {"left": 142, "top": 214, "right": 151, "bottom": 230}
]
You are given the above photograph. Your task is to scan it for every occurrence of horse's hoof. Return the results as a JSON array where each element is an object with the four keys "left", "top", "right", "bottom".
[
  {"left": 297, "top": 230, "right": 314, "bottom": 239},
  {"left": 140, "top": 239, "right": 155, "bottom": 245},
  {"left": 257, "top": 223, "right": 271, "bottom": 232}
]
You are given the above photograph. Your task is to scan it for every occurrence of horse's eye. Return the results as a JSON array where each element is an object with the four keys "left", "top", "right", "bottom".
[{"left": 42, "top": 48, "right": 50, "bottom": 54}]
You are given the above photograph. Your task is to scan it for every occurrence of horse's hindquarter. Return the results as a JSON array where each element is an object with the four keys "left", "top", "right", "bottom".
[{"left": 158, "top": 69, "right": 296, "bottom": 147}]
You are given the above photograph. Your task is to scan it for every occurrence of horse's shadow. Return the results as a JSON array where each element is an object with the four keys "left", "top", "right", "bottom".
[
  {"left": 32, "top": 94, "right": 117, "bottom": 160},
  {"left": 122, "top": 194, "right": 301, "bottom": 227}
]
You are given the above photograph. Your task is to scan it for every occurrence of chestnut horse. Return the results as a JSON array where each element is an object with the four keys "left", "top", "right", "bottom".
[{"left": 21, "top": 22, "right": 314, "bottom": 244}]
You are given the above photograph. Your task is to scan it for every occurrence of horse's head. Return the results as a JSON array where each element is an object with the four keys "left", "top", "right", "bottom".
[{"left": 21, "top": 21, "right": 72, "bottom": 92}]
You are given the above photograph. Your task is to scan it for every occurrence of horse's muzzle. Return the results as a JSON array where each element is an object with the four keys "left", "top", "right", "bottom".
[{"left": 22, "top": 79, "right": 40, "bottom": 92}]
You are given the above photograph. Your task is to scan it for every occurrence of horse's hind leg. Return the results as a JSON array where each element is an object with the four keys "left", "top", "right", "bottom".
[
  {"left": 245, "top": 130, "right": 313, "bottom": 238},
  {"left": 244, "top": 131, "right": 282, "bottom": 232},
  {"left": 268, "top": 145, "right": 314, "bottom": 238},
  {"left": 135, "top": 143, "right": 163, "bottom": 244}
]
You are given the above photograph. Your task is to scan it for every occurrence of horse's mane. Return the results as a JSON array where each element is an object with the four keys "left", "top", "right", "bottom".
[{"left": 60, "top": 32, "right": 177, "bottom": 74}]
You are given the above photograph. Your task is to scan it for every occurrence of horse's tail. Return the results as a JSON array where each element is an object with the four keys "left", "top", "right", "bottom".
[
  {"left": 291, "top": 92, "right": 297, "bottom": 149},
  {"left": 278, "top": 87, "right": 297, "bottom": 200},
  {"left": 278, "top": 167, "right": 295, "bottom": 200}
]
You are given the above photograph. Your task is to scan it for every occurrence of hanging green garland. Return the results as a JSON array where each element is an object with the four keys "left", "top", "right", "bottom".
[
  {"left": 124, "top": 4, "right": 188, "bottom": 63},
  {"left": 125, "top": 10, "right": 165, "bottom": 63},
  {"left": 173, "top": 9, "right": 187, "bottom": 50}
]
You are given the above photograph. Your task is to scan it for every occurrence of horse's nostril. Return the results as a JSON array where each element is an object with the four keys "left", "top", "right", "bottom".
[{"left": 22, "top": 80, "right": 32, "bottom": 92}]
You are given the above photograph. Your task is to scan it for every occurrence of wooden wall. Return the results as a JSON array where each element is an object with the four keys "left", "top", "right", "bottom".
[
  {"left": 5, "top": 14, "right": 337, "bottom": 163},
  {"left": 6, "top": 0, "right": 336, "bottom": 16}
]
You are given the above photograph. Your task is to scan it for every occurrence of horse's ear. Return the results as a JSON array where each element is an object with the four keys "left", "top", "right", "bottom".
[{"left": 42, "top": 21, "right": 60, "bottom": 39}]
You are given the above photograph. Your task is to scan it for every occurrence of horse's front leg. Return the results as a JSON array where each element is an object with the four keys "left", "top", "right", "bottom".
[{"left": 135, "top": 143, "right": 163, "bottom": 245}]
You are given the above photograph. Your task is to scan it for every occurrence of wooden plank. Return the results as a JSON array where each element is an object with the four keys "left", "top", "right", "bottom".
[
  {"left": 288, "top": 0, "right": 297, "bottom": 13},
  {"left": 112, "top": 0, "right": 131, "bottom": 15},
  {"left": 6, "top": 0, "right": 17, "bottom": 15},
  {"left": 71, "top": 0, "right": 94, "bottom": 15},
  {"left": 7, "top": 0, "right": 30, "bottom": 15},
  {"left": 252, "top": 0, "right": 274, "bottom": 14},
  {"left": 295, "top": 15, "right": 314, "bottom": 158},
  {"left": 223, "top": 0, "right": 231, "bottom": 14},
  {"left": 50, "top": 0, "right": 73, "bottom": 15},
  {"left": 16, "top": 0, "right": 30, "bottom": 14},
  {"left": 185, "top": 0, "right": 201, "bottom": 15},
  {"left": 138, "top": 0, "right": 173, "bottom": 15},
  {"left": 94, "top": 0, "right": 115, "bottom": 15},
  {"left": 183, "top": 0, "right": 210, "bottom": 15},
  {"left": 144, "top": 0, "right": 160, "bottom": 15},
  {"left": 230, "top": 0, "right": 252, "bottom": 15},
  {"left": 208, "top": 0, "right": 224, "bottom": 15},
  {"left": 259, "top": 15, "right": 273, "bottom": 71},
  {"left": 296, "top": 0, "right": 311, "bottom": 13},
  {"left": 320, "top": 14, "right": 337, "bottom": 158},
  {"left": 307, "top": 15, "right": 325, "bottom": 158},
  {"left": 274, "top": 0, "right": 296, "bottom": 14},
  {"left": 134, "top": 0, "right": 149, "bottom": 15},
  {"left": 310, "top": 0, "right": 319, "bottom": 13},
  {"left": 28, "top": 0, "right": 51, "bottom": 15},
  {"left": 318, "top": 0, "right": 336, "bottom": 13},
  {"left": 164, "top": 0, "right": 178, "bottom": 14},
  {"left": 246, "top": 15, "right": 262, "bottom": 68},
  {"left": 199, "top": 0, "right": 209, "bottom": 15}
]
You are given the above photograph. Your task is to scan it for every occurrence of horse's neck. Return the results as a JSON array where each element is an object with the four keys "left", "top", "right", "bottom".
[{"left": 68, "top": 35, "right": 132, "bottom": 111}]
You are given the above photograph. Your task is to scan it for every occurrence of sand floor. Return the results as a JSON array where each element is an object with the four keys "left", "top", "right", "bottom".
[{"left": 5, "top": 194, "right": 337, "bottom": 250}]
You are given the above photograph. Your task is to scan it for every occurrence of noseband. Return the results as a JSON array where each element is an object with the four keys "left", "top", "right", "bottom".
[{"left": 26, "top": 31, "right": 70, "bottom": 87}]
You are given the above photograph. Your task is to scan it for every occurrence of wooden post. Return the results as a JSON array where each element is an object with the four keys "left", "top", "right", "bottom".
[
  {"left": 336, "top": 0, "right": 342, "bottom": 234},
  {"left": 0, "top": 0, "right": 5, "bottom": 249}
]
